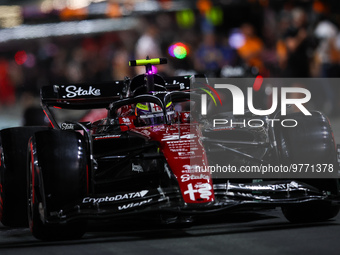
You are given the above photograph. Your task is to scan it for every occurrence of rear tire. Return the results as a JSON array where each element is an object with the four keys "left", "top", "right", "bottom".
[
  {"left": 0, "top": 127, "right": 50, "bottom": 227},
  {"left": 28, "top": 129, "right": 88, "bottom": 240}
]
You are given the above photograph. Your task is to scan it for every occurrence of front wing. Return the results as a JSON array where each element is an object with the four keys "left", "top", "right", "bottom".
[{"left": 42, "top": 180, "right": 340, "bottom": 225}]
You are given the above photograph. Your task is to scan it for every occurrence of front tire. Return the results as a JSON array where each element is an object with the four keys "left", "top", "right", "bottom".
[
  {"left": 277, "top": 111, "right": 339, "bottom": 222},
  {"left": 28, "top": 129, "right": 88, "bottom": 240}
]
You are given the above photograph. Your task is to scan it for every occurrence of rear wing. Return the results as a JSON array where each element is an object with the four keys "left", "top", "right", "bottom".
[
  {"left": 41, "top": 76, "right": 197, "bottom": 109},
  {"left": 40, "top": 75, "right": 197, "bottom": 129},
  {"left": 41, "top": 81, "right": 127, "bottom": 109}
]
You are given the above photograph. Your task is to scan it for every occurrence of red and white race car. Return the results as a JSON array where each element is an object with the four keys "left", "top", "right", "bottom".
[{"left": 1, "top": 58, "right": 339, "bottom": 240}]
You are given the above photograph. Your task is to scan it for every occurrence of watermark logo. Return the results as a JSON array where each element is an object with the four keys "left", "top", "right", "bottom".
[
  {"left": 198, "top": 83, "right": 223, "bottom": 115},
  {"left": 200, "top": 76, "right": 311, "bottom": 116}
]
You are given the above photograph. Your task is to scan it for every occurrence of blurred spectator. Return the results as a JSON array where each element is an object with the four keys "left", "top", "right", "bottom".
[
  {"left": 135, "top": 22, "right": 162, "bottom": 74},
  {"left": 50, "top": 48, "right": 68, "bottom": 84},
  {"left": 276, "top": 8, "right": 312, "bottom": 77},
  {"left": 220, "top": 35, "right": 238, "bottom": 66},
  {"left": 112, "top": 47, "right": 132, "bottom": 80},
  {"left": 194, "top": 33, "right": 229, "bottom": 76},
  {"left": 237, "top": 23, "right": 264, "bottom": 74},
  {"left": 65, "top": 48, "right": 84, "bottom": 83},
  {"left": 314, "top": 20, "right": 340, "bottom": 77},
  {"left": 135, "top": 23, "right": 161, "bottom": 60}
]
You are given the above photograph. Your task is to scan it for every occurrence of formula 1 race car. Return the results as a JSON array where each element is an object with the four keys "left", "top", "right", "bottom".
[{"left": 0, "top": 58, "right": 339, "bottom": 240}]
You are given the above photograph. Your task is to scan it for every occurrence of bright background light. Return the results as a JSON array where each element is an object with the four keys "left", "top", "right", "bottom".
[{"left": 168, "top": 42, "right": 189, "bottom": 59}]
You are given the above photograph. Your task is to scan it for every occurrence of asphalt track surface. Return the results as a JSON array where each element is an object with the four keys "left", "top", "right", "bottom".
[{"left": 1, "top": 208, "right": 340, "bottom": 255}]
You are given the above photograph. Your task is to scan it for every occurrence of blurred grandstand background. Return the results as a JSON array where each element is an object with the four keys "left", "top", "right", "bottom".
[{"left": 1, "top": 0, "right": 340, "bottom": 131}]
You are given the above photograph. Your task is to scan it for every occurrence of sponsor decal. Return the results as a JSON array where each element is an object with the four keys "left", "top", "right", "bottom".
[
  {"left": 170, "top": 148, "right": 187, "bottom": 152},
  {"left": 227, "top": 191, "right": 271, "bottom": 200},
  {"left": 94, "top": 135, "right": 121, "bottom": 140},
  {"left": 182, "top": 164, "right": 200, "bottom": 173},
  {"left": 161, "top": 134, "right": 197, "bottom": 141},
  {"left": 172, "top": 79, "right": 187, "bottom": 90},
  {"left": 61, "top": 123, "right": 74, "bottom": 130},
  {"left": 121, "top": 117, "right": 131, "bottom": 123},
  {"left": 82, "top": 190, "right": 148, "bottom": 204},
  {"left": 63, "top": 85, "right": 101, "bottom": 98},
  {"left": 237, "top": 181, "right": 300, "bottom": 191},
  {"left": 118, "top": 198, "right": 152, "bottom": 210},
  {"left": 141, "top": 129, "right": 151, "bottom": 135},
  {"left": 132, "top": 163, "right": 143, "bottom": 173},
  {"left": 178, "top": 151, "right": 195, "bottom": 156},
  {"left": 150, "top": 103, "right": 162, "bottom": 113},
  {"left": 182, "top": 112, "right": 190, "bottom": 118},
  {"left": 181, "top": 174, "right": 210, "bottom": 182},
  {"left": 151, "top": 91, "right": 169, "bottom": 95},
  {"left": 136, "top": 103, "right": 149, "bottom": 111},
  {"left": 184, "top": 183, "right": 212, "bottom": 201},
  {"left": 166, "top": 140, "right": 191, "bottom": 144}
]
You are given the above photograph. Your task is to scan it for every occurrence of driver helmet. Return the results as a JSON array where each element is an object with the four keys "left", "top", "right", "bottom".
[{"left": 135, "top": 101, "right": 175, "bottom": 126}]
